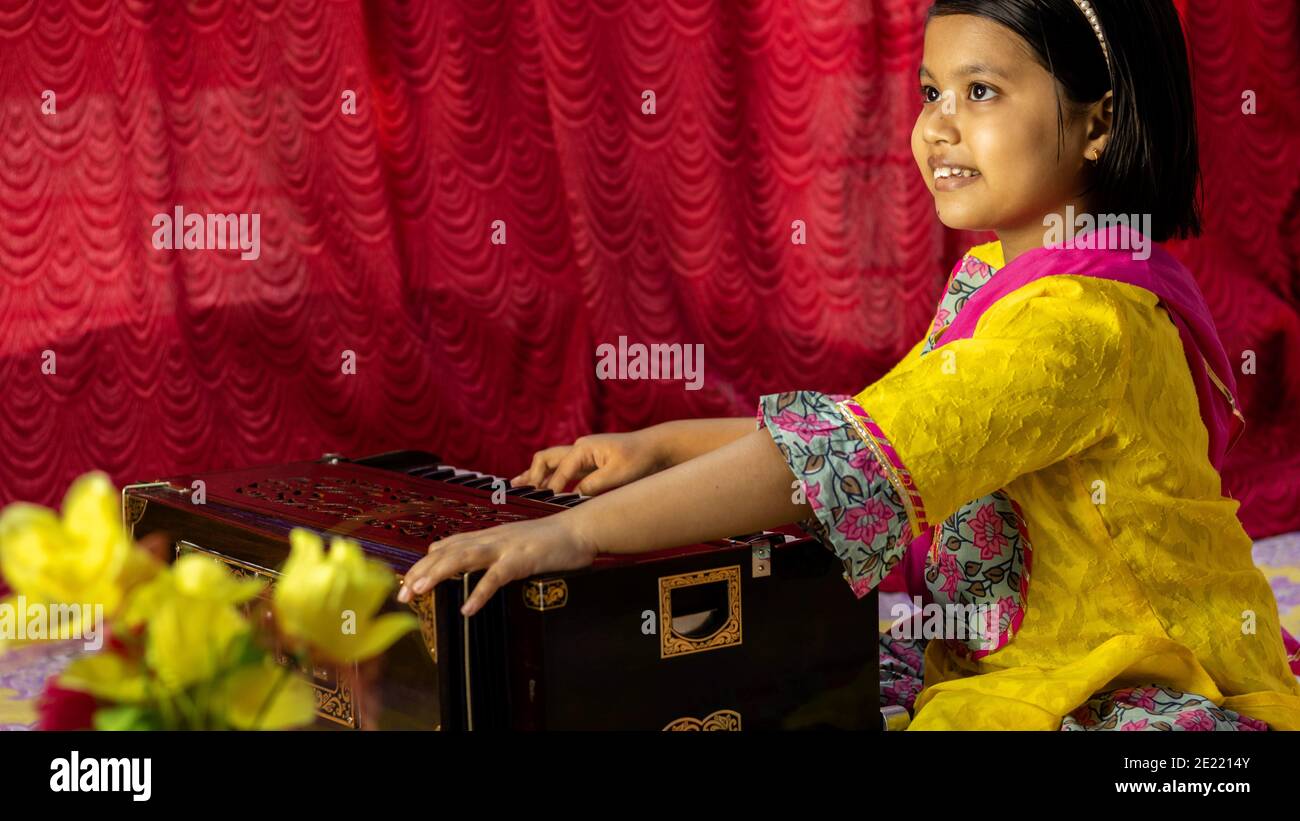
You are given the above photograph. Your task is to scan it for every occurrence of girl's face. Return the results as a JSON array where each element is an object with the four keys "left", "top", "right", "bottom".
[{"left": 911, "top": 14, "right": 1107, "bottom": 254}]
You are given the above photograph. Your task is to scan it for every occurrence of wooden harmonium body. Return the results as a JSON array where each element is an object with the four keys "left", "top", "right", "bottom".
[{"left": 122, "top": 451, "right": 879, "bottom": 730}]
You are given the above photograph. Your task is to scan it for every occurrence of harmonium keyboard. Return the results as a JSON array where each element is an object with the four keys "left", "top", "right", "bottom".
[{"left": 122, "top": 450, "right": 880, "bottom": 731}]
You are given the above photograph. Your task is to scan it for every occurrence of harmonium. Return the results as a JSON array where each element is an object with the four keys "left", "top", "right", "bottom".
[{"left": 122, "top": 451, "right": 880, "bottom": 731}]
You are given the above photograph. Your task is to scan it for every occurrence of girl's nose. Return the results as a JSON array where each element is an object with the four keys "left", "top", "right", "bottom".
[{"left": 922, "top": 92, "right": 960, "bottom": 145}]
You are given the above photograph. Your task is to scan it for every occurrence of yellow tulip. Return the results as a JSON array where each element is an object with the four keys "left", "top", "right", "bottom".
[
  {"left": 273, "top": 529, "right": 417, "bottom": 664},
  {"left": 60, "top": 651, "right": 150, "bottom": 704},
  {"left": 176, "top": 552, "right": 265, "bottom": 602},
  {"left": 0, "top": 472, "right": 159, "bottom": 641},
  {"left": 0, "top": 505, "right": 68, "bottom": 597},
  {"left": 212, "top": 658, "right": 317, "bottom": 730},
  {"left": 121, "top": 555, "right": 261, "bottom": 693}
]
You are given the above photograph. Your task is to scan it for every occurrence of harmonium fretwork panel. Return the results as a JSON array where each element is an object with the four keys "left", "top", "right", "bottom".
[{"left": 122, "top": 450, "right": 880, "bottom": 731}]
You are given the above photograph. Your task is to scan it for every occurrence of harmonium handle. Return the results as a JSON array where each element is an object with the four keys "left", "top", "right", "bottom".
[{"left": 658, "top": 565, "right": 743, "bottom": 658}]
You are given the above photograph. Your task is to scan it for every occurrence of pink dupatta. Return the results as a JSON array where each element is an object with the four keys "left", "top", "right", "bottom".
[{"left": 944, "top": 226, "right": 1245, "bottom": 467}]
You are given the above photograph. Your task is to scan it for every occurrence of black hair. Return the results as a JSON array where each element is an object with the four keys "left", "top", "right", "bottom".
[{"left": 927, "top": 0, "right": 1203, "bottom": 242}]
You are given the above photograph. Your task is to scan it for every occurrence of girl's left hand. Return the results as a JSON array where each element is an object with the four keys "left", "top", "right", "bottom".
[{"left": 396, "top": 515, "right": 597, "bottom": 616}]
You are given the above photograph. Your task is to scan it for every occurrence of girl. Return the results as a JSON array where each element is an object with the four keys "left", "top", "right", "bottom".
[{"left": 398, "top": 0, "right": 1300, "bottom": 730}]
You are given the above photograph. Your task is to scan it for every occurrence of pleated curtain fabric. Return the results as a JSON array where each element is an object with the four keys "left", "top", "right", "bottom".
[{"left": 0, "top": 0, "right": 1297, "bottom": 538}]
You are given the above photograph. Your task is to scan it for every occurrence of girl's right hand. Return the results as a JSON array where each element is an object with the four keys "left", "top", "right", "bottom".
[{"left": 509, "top": 431, "right": 669, "bottom": 496}]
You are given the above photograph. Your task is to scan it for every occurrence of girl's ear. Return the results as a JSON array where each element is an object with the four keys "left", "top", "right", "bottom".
[{"left": 1084, "top": 91, "right": 1114, "bottom": 162}]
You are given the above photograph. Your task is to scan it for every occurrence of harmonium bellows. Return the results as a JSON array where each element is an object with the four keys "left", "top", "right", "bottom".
[{"left": 122, "top": 450, "right": 880, "bottom": 731}]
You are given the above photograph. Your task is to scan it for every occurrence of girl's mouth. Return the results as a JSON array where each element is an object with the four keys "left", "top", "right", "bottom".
[{"left": 933, "top": 165, "right": 982, "bottom": 192}]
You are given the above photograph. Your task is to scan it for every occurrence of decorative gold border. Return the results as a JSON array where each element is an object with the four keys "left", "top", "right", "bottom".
[
  {"left": 176, "top": 541, "right": 276, "bottom": 579},
  {"left": 1201, "top": 354, "right": 1248, "bottom": 449},
  {"left": 314, "top": 675, "right": 356, "bottom": 727},
  {"left": 523, "top": 578, "right": 568, "bottom": 611},
  {"left": 659, "top": 565, "right": 742, "bottom": 658},
  {"left": 121, "top": 482, "right": 169, "bottom": 540},
  {"left": 405, "top": 589, "right": 438, "bottom": 663},
  {"left": 663, "top": 709, "right": 742, "bottom": 731}
]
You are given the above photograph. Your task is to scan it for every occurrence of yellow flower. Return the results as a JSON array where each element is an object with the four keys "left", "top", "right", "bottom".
[
  {"left": 211, "top": 658, "right": 317, "bottom": 730},
  {"left": 135, "top": 552, "right": 265, "bottom": 611},
  {"left": 121, "top": 554, "right": 263, "bottom": 693},
  {"left": 0, "top": 472, "right": 159, "bottom": 642},
  {"left": 60, "top": 652, "right": 150, "bottom": 704},
  {"left": 273, "top": 529, "right": 417, "bottom": 664}
]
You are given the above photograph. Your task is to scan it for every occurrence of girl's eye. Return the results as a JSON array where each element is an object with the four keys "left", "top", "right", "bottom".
[{"left": 920, "top": 83, "right": 998, "bottom": 105}]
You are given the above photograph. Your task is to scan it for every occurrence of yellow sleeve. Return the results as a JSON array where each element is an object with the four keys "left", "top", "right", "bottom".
[{"left": 849, "top": 275, "right": 1134, "bottom": 537}]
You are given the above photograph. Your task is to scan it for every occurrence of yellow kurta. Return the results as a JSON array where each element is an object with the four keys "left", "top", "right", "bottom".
[{"left": 853, "top": 242, "right": 1300, "bottom": 730}]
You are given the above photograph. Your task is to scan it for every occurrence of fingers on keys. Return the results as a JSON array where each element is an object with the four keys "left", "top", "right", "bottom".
[{"left": 398, "top": 537, "right": 493, "bottom": 603}]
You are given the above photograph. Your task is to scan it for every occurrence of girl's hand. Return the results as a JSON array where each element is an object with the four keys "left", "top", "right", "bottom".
[
  {"left": 509, "top": 431, "right": 669, "bottom": 495},
  {"left": 397, "top": 514, "right": 597, "bottom": 616}
]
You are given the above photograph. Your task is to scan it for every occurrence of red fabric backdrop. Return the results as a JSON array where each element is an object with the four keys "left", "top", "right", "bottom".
[{"left": 0, "top": 0, "right": 1297, "bottom": 537}]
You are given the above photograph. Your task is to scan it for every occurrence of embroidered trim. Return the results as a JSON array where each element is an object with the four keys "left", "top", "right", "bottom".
[
  {"left": 1200, "top": 354, "right": 1248, "bottom": 450},
  {"left": 835, "top": 399, "right": 929, "bottom": 538}
]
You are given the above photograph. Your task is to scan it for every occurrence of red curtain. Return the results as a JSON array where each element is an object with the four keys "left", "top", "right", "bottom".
[{"left": 0, "top": 0, "right": 1296, "bottom": 537}]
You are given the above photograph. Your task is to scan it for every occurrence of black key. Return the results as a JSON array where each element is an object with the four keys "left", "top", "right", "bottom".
[
  {"left": 413, "top": 468, "right": 457, "bottom": 481},
  {"left": 350, "top": 450, "right": 443, "bottom": 473},
  {"left": 443, "top": 473, "right": 484, "bottom": 485}
]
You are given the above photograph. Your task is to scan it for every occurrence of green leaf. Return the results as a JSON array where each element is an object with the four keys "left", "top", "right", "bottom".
[
  {"left": 93, "top": 704, "right": 162, "bottom": 731},
  {"left": 228, "top": 630, "right": 266, "bottom": 668}
]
